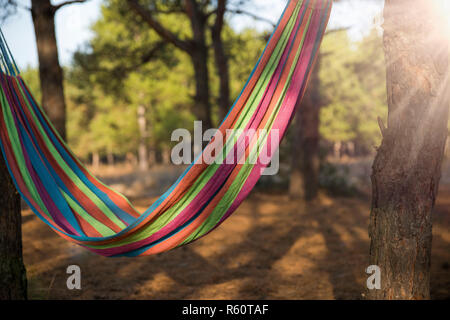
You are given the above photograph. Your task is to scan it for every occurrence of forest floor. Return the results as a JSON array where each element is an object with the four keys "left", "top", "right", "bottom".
[{"left": 21, "top": 161, "right": 450, "bottom": 300}]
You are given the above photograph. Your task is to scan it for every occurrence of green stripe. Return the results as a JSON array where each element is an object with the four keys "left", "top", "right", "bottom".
[{"left": 0, "top": 87, "right": 54, "bottom": 221}]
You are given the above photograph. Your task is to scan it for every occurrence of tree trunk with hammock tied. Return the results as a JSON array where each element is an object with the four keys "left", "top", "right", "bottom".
[
  {"left": 368, "top": 0, "right": 449, "bottom": 299},
  {"left": 0, "top": 157, "right": 27, "bottom": 300}
]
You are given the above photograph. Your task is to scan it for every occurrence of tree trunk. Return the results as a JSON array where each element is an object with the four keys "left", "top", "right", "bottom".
[
  {"left": 211, "top": 0, "right": 230, "bottom": 123},
  {"left": 106, "top": 150, "right": 114, "bottom": 167},
  {"left": 185, "top": 0, "right": 212, "bottom": 130},
  {"left": 289, "top": 56, "right": 321, "bottom": 201},
  {"left": 137, "top": 104, "right": 149, "bottom": 171},
  {"left": 190, "top": 42, "right": 212, "bottom": 130},
  {"left": 162, "top": 147, "right": 171, "bottom": 164},
  {"left": 333, "top": 141, "right": 341, "bottom": 159},
  {"left": 126, "top": 152, "right": 138, "bottom": 167},
  {"left": 0, "top": 157, "right": 27, "bottom": 300},
  {"left": 92, "top": 152, "right": 100, "bottom": 170},
  {"left": 31, "top": 0, "right": 67, "bottom": 140},
  {"left": 368, "top": 0, "right": 450, "bottom": 300},
  {"left": 154, "top": 146, "right": 163, "bottom": 164}
]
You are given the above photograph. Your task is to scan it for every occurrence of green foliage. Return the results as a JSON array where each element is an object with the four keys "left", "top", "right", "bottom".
[
  {"left": 319, "top": 29, "right": 387, "bottom": 152},
  {"left": 63, "top": 0, "right": 267, "bottom": 161},
  {"left": 124, "top": 65, "right": 195, "bottom": 150},
  {"left": 66, "top": 84, "right": 140, "bottom": 158},
  {"left": 19, "top": 2, "right": 388, "bottom": 167},
  {"left": 20, "top": 67, "right": 41, "bottom": 103},
  {"left": 227, "top": 28, "right": 268, "bottom": 101},
  {"left": 65, "top": 0, "right": 195, "bottom": 159}
]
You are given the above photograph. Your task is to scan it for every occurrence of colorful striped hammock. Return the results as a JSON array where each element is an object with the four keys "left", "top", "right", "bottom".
[{"left": 0, "top": 0, "right": 331, "bottom": 257}]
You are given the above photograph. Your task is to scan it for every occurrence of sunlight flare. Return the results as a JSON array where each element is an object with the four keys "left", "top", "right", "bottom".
[{"left": 433, "top": 0, "right": 450, "bottom": 41}]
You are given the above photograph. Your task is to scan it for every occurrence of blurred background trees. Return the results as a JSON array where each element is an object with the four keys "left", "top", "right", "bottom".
[
  {"left": 12, "top": 0, "right": 387, "bottom": 181},
  {"left": 1, "top": 0, "right": 389, "bottom": 212}
]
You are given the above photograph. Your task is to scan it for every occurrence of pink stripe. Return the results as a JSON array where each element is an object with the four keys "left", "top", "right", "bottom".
[{"left": 217, "top": 3, "right": 324, "bottom": 228}]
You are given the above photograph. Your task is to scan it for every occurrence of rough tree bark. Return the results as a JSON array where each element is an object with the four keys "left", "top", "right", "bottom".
[
  {"left": 289, "top": 55, "right": 321, "bottom": 201},
  {"left": 368, "top": 0, "right": 450, "bottom": 299},
  {"left": 0, "top": 157, "right": 27, "bottom": 300}
]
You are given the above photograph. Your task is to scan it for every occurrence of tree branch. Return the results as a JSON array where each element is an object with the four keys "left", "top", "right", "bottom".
[
  {"left": 228, "top": 8, "right": 276, "bottom": 27},
  {"left": 126, "top": 0, "right": 192, "bottom": 53},
  {"left": 130, "top": 41, "right": 166, "bottom": 71},
  {"left": 52, "top": 0, "right": 87, "bottom": 12},
  {"left": 377, "top": 116, "right": 387, "bottom": 138},
  {"left": 213, "top": 0, "right": 226, "bottom": 33},
  {"left": 325, "top": 26, "right": 351, "bottom": 35},
  {"left": 0, "top": 0, "right": 30, "bottom": 22}
]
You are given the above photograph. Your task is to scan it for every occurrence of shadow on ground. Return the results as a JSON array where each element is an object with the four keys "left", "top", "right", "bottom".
[{"left": 21, "top": 165, "right": 450, "bottom": 300}]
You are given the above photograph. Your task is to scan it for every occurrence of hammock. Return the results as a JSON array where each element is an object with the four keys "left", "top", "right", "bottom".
[{"left": 0, "top": 0, "right": 331, "bottom": 257}]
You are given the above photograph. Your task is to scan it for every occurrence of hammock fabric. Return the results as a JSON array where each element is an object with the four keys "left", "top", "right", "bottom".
[{"left": 0, "top": 0, "right": 331, "bottom": 257}]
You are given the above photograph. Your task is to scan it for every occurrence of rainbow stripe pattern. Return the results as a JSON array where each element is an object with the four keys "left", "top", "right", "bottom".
[{"left": 0, "top": 0, "right": 332, "bottom": 257}]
